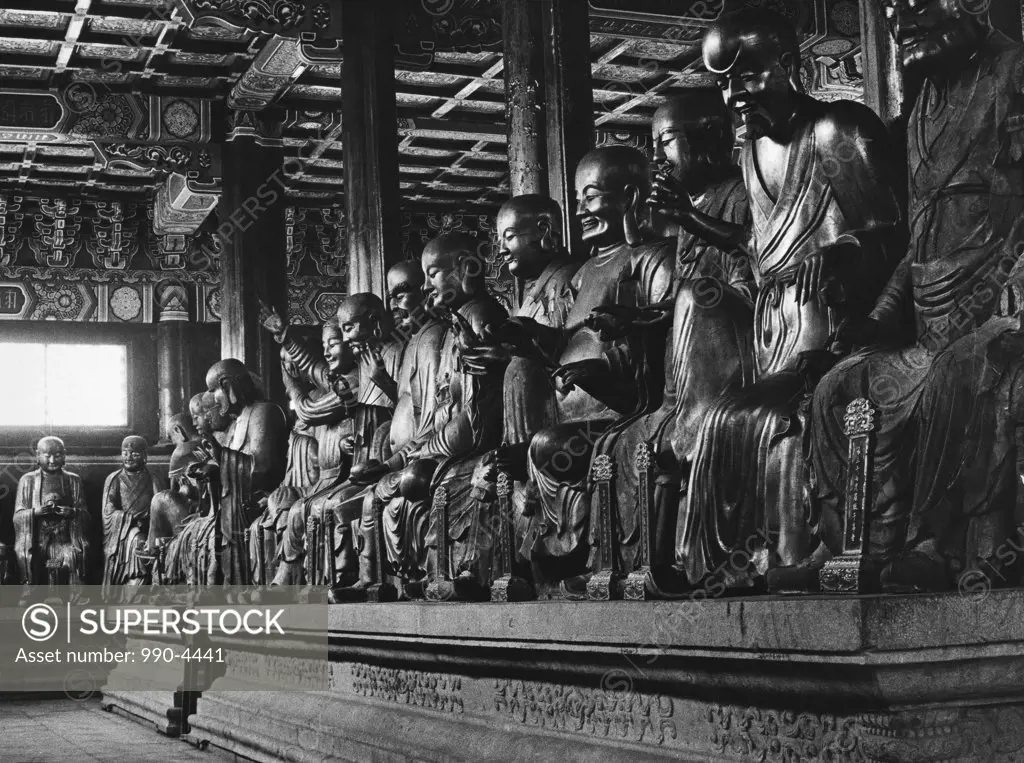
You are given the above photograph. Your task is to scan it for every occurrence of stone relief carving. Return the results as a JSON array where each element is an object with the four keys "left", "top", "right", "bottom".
[
  {"left": 351, "top": 664, "right": 464, "bottom": 714},
  {"left": 707, "top": 705, "right": 864, "bottom": 763},
  {"left": 493, "top": 679, "right": 677, "bottom": 746}
]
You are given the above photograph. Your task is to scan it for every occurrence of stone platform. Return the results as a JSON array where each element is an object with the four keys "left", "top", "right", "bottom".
[{"left": 166, "top": 590, "right": 1024, "bottom": 762}]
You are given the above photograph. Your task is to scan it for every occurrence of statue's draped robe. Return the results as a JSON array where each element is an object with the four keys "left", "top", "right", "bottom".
[
  {"left": 274, "top": 336, "right": 399, "bottom": 584},
  {"left": 680, "top": 99, "right": 901, "bottom": 586},
  {"left": 436, "top": 259, "right": 580, "bottom": 582},
  {"left": 356, "top": 319, "right": 444, "bottom": 585},
  {"left": 248, "top": 428, "right": 318, "bottom": 583},
  {"left": 374, "top": 295, "right": 505, "bottom": 582},
  {"left": 527, "top": 239, "right": 675, "bottom": 560},
  {"left": 589, "top": 177, "right": 755, "bottom": 572},
  {"left": 809, "top": 34, "right": 1024, "bottom": 568},
  {"left": 102, "top": 467, "right": 163, "bottom": 586},
  {"left": 14, "top": 469, "right": 91, "bottom": 584}
]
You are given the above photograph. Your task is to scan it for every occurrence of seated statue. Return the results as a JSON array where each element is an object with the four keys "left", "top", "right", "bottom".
[
  {"left": 203, "top": 358, "right": 289, "bottom": 584},
  {"left": 101, "top": 436, "right": 164, "bottom": 588},
  {"left": 343, "top": 234, "right": 507, "bottom": 599},
  {"left": 431, "top": 195, "right": 580, "bottom": 599},
  {"left": 157, "top": 392, "right": 228, "bottom": 585},
  {"left": 14, "top": 436, "right": 92, "bottom": 585},
  {"left": 260, "top": 293, "right": 401, "bottom": 586},
  {"left": 519, "top": 146, "right": 675, "bottom": 595},
  {"left": 808, "top": 1, "right": 1024, "bottom": 593},
  {"left": 247, "top": 405, "right": 320, "bottom": 584},
  {"left": 653, "top": 9, "right": 902, "bottom": 592},
  {"left": 583, "top": 91, "right": 756, "bottom": 598}
]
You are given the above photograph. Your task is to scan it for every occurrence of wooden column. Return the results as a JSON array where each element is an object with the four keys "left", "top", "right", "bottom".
[
  {"left": 503, "top": 0, "right": 548, "bottom": 197},
  {"left": 503, "top": 0, "right": 593, "bottom": 236},
  {"left": 342, "top": 0, "right": 402, "bottom": 297},
  {"left": 542, "top": 0, "right": 593, "bottom": 249},
  {"left": 155, "top": 283, "right": 191, "bottom": 444},
  {"left": 219, "top": 114, "right": 288, "bottom": 403},
  {"left": 859, "top": 0, "right": 902, "bottom": 126}
]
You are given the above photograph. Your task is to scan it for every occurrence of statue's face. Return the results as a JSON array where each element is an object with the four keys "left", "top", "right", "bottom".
[
  {"left": 121, "top": 442, "right": 146, "bottom": 472},
  {"left": 422, "top": 246, "right": 465, "bottom": 308},
  {"left": 574, "top": 157, "right": 631, "bottom": 249},
  {"left": 198, "top": 392, "right": 228, "bottom": 433},
  {"left": 321, "top": 329, "right": 345, "bottom": 372},
  {"left": 37, "top": 440, "right": 65, "bottom": 473},
  {"left": 386, "top": 268, "right": 425, "bottom": 330},
  {"left": 337, "top": 303, "right": 378, "bottom": 346},
  {"left": 883, "top": 0, "right": 978, "bottom": 70},
  {"left": 652, "top": 108, "right": 692, "bottom": 180},
  {"left": 705, "top": 26, "right": 797, "bottom": 140},
  {"left": 497, "top": 204, "right": 555, "bottom": 281}
]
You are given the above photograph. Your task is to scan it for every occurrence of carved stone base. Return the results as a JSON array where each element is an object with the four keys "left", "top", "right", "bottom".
[
  {"left": 490, "top": 574, "right": 533, "bottom": 602},
  {"left": 181, "top": 592, "right": 1024, "bottom": 762},
  {"left": 586, "top": 569, "right": 623, "bottom": 600},
  {"left": 425, "top": 580, "right": 455, "bottom": 602},
  {"left": 819, "top": 554, "right": 865, "bottom": 593},
  {"left": 365, "top": 582, "right": 398, "bottom": 603},
  {"left": 623, "top": 568, "right": 650, "bottom": 600}
]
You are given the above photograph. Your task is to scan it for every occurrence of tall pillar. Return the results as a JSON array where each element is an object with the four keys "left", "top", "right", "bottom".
[
  {"left": 342, "top": 0, "right": 402, "bottom": 297},
  {"left": 219, "top": 110, "right": 288, "bottom": 403},
  {"left": 503, "top": 0, "right": 593, "bottom": 235},
  {"left": 542, "top": 0, "right": 593, "bottom": 249},
  {"left": 859, "top": 0, "right": 902, "bottom": 126},
  {"left": 155, "top": 281, "right": 191, "bottom": 444},
  {"left": 503, "top": 0, "right": 548, "bottom": 197}
]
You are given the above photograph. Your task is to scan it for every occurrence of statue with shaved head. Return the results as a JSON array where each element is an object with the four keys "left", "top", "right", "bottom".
[
  {"left": 427, "top": 195, "right": 581, "bottom": 598},
  {"left": 101, "top": 435, "right": 164, "bottom": 588},
  {"left": 649, "top": 9, "right": 902, "bottom": 594},
  {"left": 336, "top": 233, "right": 507, "bottom": 600},
  {"left": 507, "top": 146, "right": 674, "bottom": 597},
  {"left": 259, "top": 291, "right": 402, "bottom": 585},
  {"left": 197, "top": 358, "right": 288, "bottom": 584},
  {"left": 572, "top": 91, "right": 756, "bottom": 598},
  {"left": 13, "top": 436, "right": 92, "bottom": 585},
  {"left": 807, "top": 0, "right": 1024, "bottom": 594}
]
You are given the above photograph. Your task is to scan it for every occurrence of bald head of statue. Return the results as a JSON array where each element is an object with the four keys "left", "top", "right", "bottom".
[
  {"left": 703, "top": 9, "right": 802, "bottom": 140},
  {"left": 206, "top": 358, "right": 259, "bottom": 417},
  {"left": 167, "top": 413, "right": 197, "bottom": 445},
  {"left": 337, "top": 292, "right": 391, "bottom": 360},
  {"left": 120, "top": 435, "right": 148, "bottom": 472},
  {"left": 882, "top": 0, "right": 989, "bottom": 73},
  {"left": 421, "top": 232, "right": 486, "bottom": 309},
  {"left": 36, "top": 436, "right": 66, "bottom": 474},
  {"left": 574, "top": 145, "right": 650, "bottom": 250},
  {"left": 652, "top": 90, "right": 735, "bottom": 188},
  {"left": 386, "top": 261, "right": 426, "bottom": 332},
  {"left": 497, "top": 194, "right": 565, "bottom": 281}
]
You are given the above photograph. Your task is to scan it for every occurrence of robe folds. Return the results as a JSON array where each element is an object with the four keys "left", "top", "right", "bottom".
[
  {"left": 14, "top": 469, "right": 91, "bottom": 585},
  {"left": 430, "top": 258, "right": 581, "bottom": 584},
  {"left": 527, "top": 239, "right": 675, "bottom": 560},
  {"left": 809, "top": 33, "right": 1024, "bottom": 573},
  {"left": 102, "top": 467, "right": 163, "bottom": 586},
  {"left": 679, "top": 96, "right": 902, "bottom": 586},
  {"left": 587, "top": 175, "right": 755, "bottom": 574}
]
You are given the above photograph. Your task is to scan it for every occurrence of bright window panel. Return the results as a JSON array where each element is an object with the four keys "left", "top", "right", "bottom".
[{"left": 0, "top": 342, "right": 128, "bottom": 428}]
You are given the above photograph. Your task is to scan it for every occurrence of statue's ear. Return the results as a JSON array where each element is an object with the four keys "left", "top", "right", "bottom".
[
  {"left": 781, "top": 52, "right": 803, "bottom": 93},
  {"left": 623, "top": 184, "right": 643, "bottom": 247},
  {"left": 538, "top": 215, "right": 559, "bottom": 251},
  {"left": 222, "top": 378, "right": 239, "bottom": 408}
]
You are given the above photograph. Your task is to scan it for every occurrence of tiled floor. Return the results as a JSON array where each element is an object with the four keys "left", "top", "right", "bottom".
[{"left": 3, "top": 697, "right": 234, "bottom": 762}]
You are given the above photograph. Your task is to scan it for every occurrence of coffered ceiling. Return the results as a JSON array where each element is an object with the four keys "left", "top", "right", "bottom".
[{"left": 0, "top": 0, "right": 866, "bottom": 211}]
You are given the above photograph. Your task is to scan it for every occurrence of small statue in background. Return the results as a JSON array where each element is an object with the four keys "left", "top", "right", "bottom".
[
  {"left": 101, "top": 436, "right": 163, "bottom": 588},
  {"left": 13, "top": 436, "right": 92, "bottom": 585}
]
